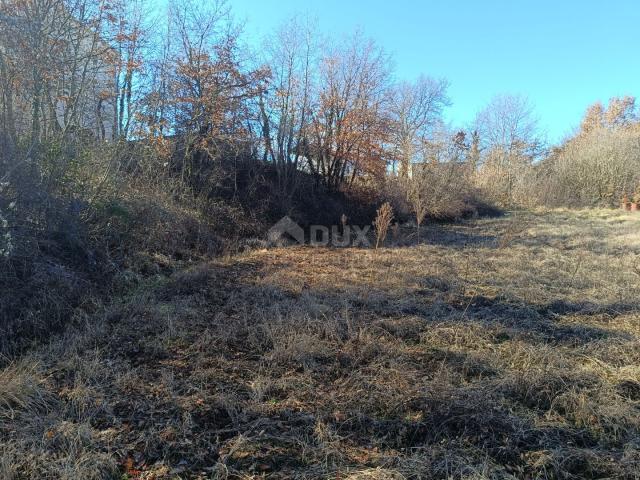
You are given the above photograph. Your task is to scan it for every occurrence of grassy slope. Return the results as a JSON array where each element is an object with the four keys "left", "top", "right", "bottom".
[{"left": 1, "top": 209, "right": 640, "bottom": 479}]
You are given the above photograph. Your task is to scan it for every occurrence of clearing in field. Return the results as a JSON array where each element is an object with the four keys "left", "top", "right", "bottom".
[{"left": 2, "top": 209, "right": 640, "bottom": 479}]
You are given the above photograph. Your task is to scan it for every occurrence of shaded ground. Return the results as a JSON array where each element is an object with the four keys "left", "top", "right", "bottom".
[{"left": 1, "top": 209, "right": 640, "bottom": 479}]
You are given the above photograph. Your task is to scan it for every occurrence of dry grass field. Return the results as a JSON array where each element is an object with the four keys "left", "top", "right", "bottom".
[{"left": 2, "top": 209, "right": 640, "bottom": 479}]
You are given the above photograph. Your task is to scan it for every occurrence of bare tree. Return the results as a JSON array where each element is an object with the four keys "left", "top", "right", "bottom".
[
  {"left": 107, "top": 0, "right": 148, "bottom": 140},
  {"left": 0, "top": 0, "right": 118, "bottom": 149},
  {"left": 166, "top": 0, "right": 267, "bottom": 193},
  {"left": 259, "top": 15, "right": 316, "bottom": 205},
  {"left": 303, "top": 33, "right": 391, "bottom": 191},
  {"left": 475, "top": 94, "right": 541, "bottom": 156},
  {"left": 474, "top": 94, "right": 544, "bottom": 204},
  {"left": 390, "top": 76, "right": 449, "bottom": 177},
  {"left": 136, "top": 15, "right": 172, "bottom": 143}
]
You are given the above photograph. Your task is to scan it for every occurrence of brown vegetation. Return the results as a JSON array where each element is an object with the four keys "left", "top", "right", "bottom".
[
  {"left": 1, "top": 1, "right": 640, "bottom": 478},
  {"left": 372, "top": 202, "right": 394, "bottom": 249},
  {"left": 2, "top": 209, "right": 640, "bottom": 478}
]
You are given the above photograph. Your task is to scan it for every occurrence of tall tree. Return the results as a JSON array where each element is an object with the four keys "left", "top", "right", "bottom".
[
  {"left": 467, "top": 129, "right": 481, "bottom": 171},
  {"left": 167, "top": 0, "right": 267, "bottom": 192},
  {"left": 604, "top": 96, "right": 636, "bottom": 128},
  {"left": 475, "top": 94, "right": 541, "bottom": 157},
  {"left": 390, "top": 76, "right": 449, "bottom": 177},
  {"left": 304, "top": 34, "right": 391, "bottom": 190},
  {"left": 580, "top": 101, "right": 604, "bottom": 133},
  {"left": 105, "top": 0, "right": 147, "bottom": 140},
  {"left": 259, "top": 15, "right": 315, "bottom": 204},
  {"left": 474, "top": 94, "right": 543, "bottom": 203}
]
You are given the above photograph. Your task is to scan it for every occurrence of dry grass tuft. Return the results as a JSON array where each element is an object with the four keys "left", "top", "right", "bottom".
[
  {"left": 373, "top": 202, "right": 394, "bottom": 249},
  {"left": 0, "top": 362, "right": 51, "bottom": 425}
]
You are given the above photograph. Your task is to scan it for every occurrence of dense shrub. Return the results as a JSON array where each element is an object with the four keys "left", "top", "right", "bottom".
[
  {"left": 385, "top": 163, "right": 479, "bottom": 222},
  {"left": 0, "top": 138, "right": 386, "bottom": 355},
  {"left": 539, "top": 127, "right": 640, "bottom": 207}
]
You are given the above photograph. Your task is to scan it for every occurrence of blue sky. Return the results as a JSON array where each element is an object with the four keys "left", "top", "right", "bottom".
[{"left": 230, "top": 0, "right": 640, "bottom": 143}]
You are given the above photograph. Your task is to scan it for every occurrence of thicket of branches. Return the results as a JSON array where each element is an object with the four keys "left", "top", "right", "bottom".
[
  {"left": 0, "top": 0, "right": 458, "bottom": 207},
  {"left": 539, "top": 97, "right": 640, "bottom": 206},
  {"left": 0, "top": 0, "right": 460, "bottom": 265}
]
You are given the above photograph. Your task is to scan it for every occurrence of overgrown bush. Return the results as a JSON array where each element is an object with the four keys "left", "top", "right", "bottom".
[
  {"left": 386, "top": 162, "right": 479, "bottom": 222},
  {"left": 474, "top": 96, "right": 640, "bottom": 209},
  {"left": 0, "top": 138, "right": 258, "bottom": 355},
  {"left": 474, "top": 149, "right": 542, "bottom": 208},
  {"left": 0, "top": 135, "right": 387, "bottom": 355},
  {"left": 539, "top": 127, "right": 640, "bottom": 207}
]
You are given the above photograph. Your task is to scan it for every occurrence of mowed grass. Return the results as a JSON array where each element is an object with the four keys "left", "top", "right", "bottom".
[{"left": 1, "top": 209, "right": 640, "bottom": 479}]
